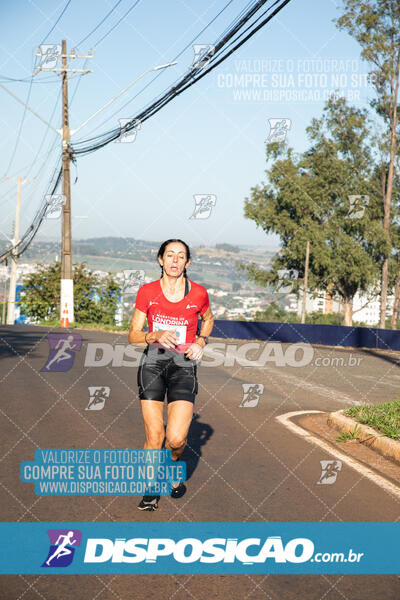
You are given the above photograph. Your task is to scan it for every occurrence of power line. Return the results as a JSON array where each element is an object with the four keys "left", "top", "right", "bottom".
[
  {"left": 4, "top": 0, "right": 143, "bottom": 248},
  {"left": 3, "top": 0, "right": 73, "bottom": 177},
  {"left": 0, "top": 0, "right": 294, "bottom": 263},
  {"left": 0, "top": 74, "right": 58, "bottom": 83},
  {"left": 3, "top": 52, "right": 36, "bottom": 176},
  {"left": 76, "top": 0, "right": 238, "bottom": 139},
  {"left": 92, "top": 0, "right": 142, "bottom": 47},
  {"left": 75, "top": 0, "right": 124, "bottom": 47},
  {"left": 72, "top": 0, "right": 293, "bottom": 155},
  {"left": 70, "top": 0, "right": 144, "bottom": 136},
  {"left": 41, "top": 0, "right": 73, "bottom": 44}
]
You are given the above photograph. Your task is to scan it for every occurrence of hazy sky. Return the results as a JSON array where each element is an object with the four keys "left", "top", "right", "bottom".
[{"left": 0, "top": 0, "right": 374, "bottom": 249}]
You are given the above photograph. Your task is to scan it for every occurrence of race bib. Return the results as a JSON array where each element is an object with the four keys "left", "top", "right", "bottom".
[{"left": 152, "top": 323, "right": 187, "bottom": 344}]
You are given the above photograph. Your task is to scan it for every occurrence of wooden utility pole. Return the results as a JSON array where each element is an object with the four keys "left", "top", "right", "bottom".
[
  {"left": 61, "top": 39, "right": 74, "bottom": 322},
  {"left": 3, "top": 176, "right": 35, "bottom": 324},
  {"left": 1, "top": 276, "right": 6, "bottom": 324},
  {"left": 301, "top": 240, "right": 310, "bottom": 324},
  {"left": 35, "top": 41, "right": 92, "bottom": 323}
]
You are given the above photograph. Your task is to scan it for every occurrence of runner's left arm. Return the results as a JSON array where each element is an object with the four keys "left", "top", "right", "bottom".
[
  {"left": 195, "top": 306, "right": 214, "bottom": 346},
  {"left": 185, "top": 307, "right": 214, "bottom": 359}
]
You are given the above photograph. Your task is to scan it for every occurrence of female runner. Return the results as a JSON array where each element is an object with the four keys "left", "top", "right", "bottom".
[{"left": 129, "top": 239, "right": 214, "bottom": 510}]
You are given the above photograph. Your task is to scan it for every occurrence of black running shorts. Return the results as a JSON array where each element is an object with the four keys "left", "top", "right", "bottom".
[{"left": 137, "top": 346, "right": 198, "bottom": 403}]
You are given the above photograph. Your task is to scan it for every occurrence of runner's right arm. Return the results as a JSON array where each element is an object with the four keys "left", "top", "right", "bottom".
[{"left": 128, "top": 308, "right": 178, "bottom": 349}]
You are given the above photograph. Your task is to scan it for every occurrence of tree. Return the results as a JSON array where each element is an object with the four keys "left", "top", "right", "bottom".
[
  {"left": 240, "top": 96, "right": 384, "bottom": 326},
  {"left": 19, "top": 261, "right": 121, "bottom": 325},
  {"left": 335, "top": 0, "right": 400, "bottom": 327},
  {"left": 253, "top": 302, "right": 289, "bottom": 322},
  {"left": 388, "top": 185, "right": 400, "bottom": 327}
]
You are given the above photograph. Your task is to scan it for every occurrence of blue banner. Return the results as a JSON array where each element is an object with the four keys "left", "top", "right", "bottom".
[
  {"left": 0, "top": 522, "right": 398, "bottom": 574},
  {"left": 20, "top": 449, "right": 185, "bottom": 496},
  {"left": 213, "top": 319, "right": 400, "bottom": 350}
]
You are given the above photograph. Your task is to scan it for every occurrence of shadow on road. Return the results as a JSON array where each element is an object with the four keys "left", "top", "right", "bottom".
[
  {"left": 0, "top": 326, "right": 48, "bottom": 359},
  {"left": 181, "top": 413, "right": 213, "bottom": 482},
  {"left": 358, "top": 347, "right": 400, "bottom": 368}
]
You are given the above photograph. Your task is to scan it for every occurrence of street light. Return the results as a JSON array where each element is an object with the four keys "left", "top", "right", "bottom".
[{"left": 70, "top": 62, "right": 177, "bottom": 136}]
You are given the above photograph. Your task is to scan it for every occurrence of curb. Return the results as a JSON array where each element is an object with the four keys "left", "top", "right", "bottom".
[{"left": 327, "top": 410, "right": 400, "bottom": 465}]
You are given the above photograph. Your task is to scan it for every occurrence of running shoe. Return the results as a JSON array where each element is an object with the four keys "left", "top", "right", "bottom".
[
  {"left": 170, "top": 456, "right": 186, "bottom": 498},
  {"left": 171, "top": 481, "right": 186, "bottom": 498},
  {"left": 137, "top": 495, "right": 159, "bottom": 511}
]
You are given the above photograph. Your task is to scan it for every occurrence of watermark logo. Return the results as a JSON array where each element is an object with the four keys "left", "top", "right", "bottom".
[
  {"left": 83, "top": 341, "right": 315, "bottom": 369},
  {"left": 84, "top": 534, "right": 315, "bottom": 565},
  {"left": 115, "top": 118, "right": 141, "bottom": 143},
  {"left": 192, "top": 44, "right": 215, "bottom": 70},
  {"left": 267, "top": 118, "right": 291, "bottom": 143},
  {"left": 44, "top": 194, "right": 66, "bottom": 220},
  {"left": 123, "top": 269, "right": 145, "bottom": 293},
  {"left": 86, "top": 386, "right": 110, "bottom": 411},
  {"left": 42, "top": 529, "right": 82, "bottom": 567},
  {"left": 41, "top": 333, "right": 82, "bottom": 372},
  {"left": 277, "top": 269, "right": 299, "bottom": 280},
  {"left": 189, "top": 194, "right": 217, "bottom": 219},
  {"left": 277, "top": 269, "right": 299, "bottom": 292},
  {"left": 317, "top": 460, "right": 342, "bottom": 485},
  {"left": 217, "top": 58, "right": 373, "bottom": 104},
  {"left": 38, "top": 44, "right": 61, "bottom": 69},
  {"left": 348, "top": 195, "right": 369, "bottom": 220},
  {"left": 313, "top": 354, "right": 363, "bottom": 368},
  {"left": 239, "top": 383, "right": 264, "bottom": 407}
]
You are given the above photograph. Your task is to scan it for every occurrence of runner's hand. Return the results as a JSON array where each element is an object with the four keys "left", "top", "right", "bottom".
[
  {"left": 185, "top": 342, "right": 204, "bottom": 361},
  {"left": 157, "top": 329, "right": 179, "bottom": 349}
]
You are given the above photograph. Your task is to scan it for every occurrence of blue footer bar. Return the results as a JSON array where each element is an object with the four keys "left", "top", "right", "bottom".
[{"left": 0, "top": 522, "right": 398, "bottom": 574}]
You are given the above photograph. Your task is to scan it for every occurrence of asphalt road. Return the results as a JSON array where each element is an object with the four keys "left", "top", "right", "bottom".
[{"left": 0, "top": 325, "right": 399, "bottom": 599}]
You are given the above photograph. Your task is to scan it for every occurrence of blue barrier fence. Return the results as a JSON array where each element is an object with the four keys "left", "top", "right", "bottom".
[{"left": 212, "top": 320, "right": 400, "bottom": 351}]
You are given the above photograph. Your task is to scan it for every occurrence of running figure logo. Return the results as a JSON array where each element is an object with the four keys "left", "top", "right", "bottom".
[
  {"left": 192, "top": 44, "right": 215, "bottom": 70},
  {"left": 115, "top": 118, "right": 141, "bottom": 143},
  {"left": 348, "top": 195, "right": 369, "bottom": 220},
  {"left": 277, "top": 269, "right": 299, "bottom": 292},
  {"left": 86, "top": 386, "right": 110, "bottom": 411},
  {"left": 44, "top": 194, "right": 66, "bottom": 219},
  {"left": 41, "top": 333, "right": 82, "bottom": 372},
  {"left": 124, "top": 270, "right": 145, "bottom": 294},
  {"left": 42, "top": 529, "right": 82, "bottom": 568},
  {"left": 267, "top": 118, "right": 291, "bottom": 143},
  {"left": 317, "top": 460, "right": 342, "bottom": 485},
  {"left": 277, "top": 269, "right": 298, "bottom": 281},
  {"left": 239, "top": 383, "right": 264, "bottom": 407},
  {"left": 38, "top": 44, "right": 61, "bottom": 69},
  {"left": 189, "top": 194, "right": 217, "bottom": 219}
]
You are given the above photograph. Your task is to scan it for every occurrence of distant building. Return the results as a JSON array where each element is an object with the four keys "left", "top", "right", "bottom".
[{"left": 297, "top": 287, "right": 395, "bottom": 325}]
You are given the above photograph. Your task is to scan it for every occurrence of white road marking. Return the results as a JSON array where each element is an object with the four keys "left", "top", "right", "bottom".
[
  {"left": 276, "top": 410, "right": 400, "bottom": 501},
  {"left": 255, "top": 366, "right": 361, "bottom": 406},
  {"left": 352, "top": 374, "right": 400, "bottom": 389}
]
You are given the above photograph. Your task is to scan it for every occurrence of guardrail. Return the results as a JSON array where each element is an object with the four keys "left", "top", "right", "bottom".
[{"left": 211, "top": 320, "right": 400, "bottom": 351}]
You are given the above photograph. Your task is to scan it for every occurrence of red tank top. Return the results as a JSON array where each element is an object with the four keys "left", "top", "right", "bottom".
[{"left": 135, "top": 279, "right": 210, "bottom": 353}]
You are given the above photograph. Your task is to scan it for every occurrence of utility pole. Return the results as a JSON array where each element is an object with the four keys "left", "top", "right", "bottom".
[
  {"left": 3, "top": 176, "right": 35, "bottom": 325},
  {"left": 301, "top": 240, "right": 310, "bottom": 325},
  {"left": 61, "top": 39, "right": 73, "bottom": 322},
  {"left": 12, "top": 46, "right": 174, "bottom": 326},
  {"left": 35, "top": 41, "right": 93, "bottom": 323},
  {"left": 1, "top": 276, "right": 6, "bottom": 324}
]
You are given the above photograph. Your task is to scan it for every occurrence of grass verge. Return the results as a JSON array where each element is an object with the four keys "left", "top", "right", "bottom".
[
  {"left": 344, "top": 399, "right": 400, "bottom": 441},
  {"left": 37, "top": 320, "right": 130, "bottom": 333}
]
